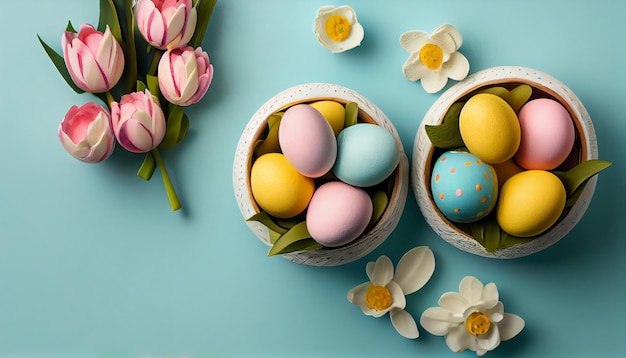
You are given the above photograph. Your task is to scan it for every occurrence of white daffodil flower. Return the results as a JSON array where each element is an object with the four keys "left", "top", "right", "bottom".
[
  {"left": 314, "top": 5, "right": 364, "bottom": 53},
  {"left": 420, "top": 276, "right": 525, "bottom": 356},
  {"left": 400, "top": 24, "right": 470, "bottom": 93},
  {"left": 347, "top": 246, "right": 435, "bottom": 339}
]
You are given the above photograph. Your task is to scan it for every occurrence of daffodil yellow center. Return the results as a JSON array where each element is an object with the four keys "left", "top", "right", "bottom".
[
  {"left": 365, "top": 284, "right": 392, "bottom": 311},
  {"left": 325, "top": 15, "right": 351, "bottom": 42},
  {"left": 466, "top": 311, "right": 491, "bottom": 336},
  {"left": 420, "top": 43, "right": 444, "bottom": 70}
]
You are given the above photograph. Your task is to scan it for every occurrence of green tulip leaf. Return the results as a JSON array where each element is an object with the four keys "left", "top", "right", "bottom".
[
  {"left": 553, "top": 159, "right": 612, "bottom": 196},
  {"left": 271, "top": 238, "right": 323, "bottom": 256},
  {"left": 369, "top": 190, "right": 388, "bottom": 226},
  {"left": 136, "top": 80, "right": 147, "bottom": 93},
  {"left": 37, "top": 35, "right": 85, "bottom": 95},
  {"left": 112, "top": 0, "right": 137, "bottom": 93},
  {"left": 65, "top": 21, "right": 77, "bottom": 33},
  {"left": 425, "top": 101, "right": 465, "bottom": 149},
  {"left": 146, "top": 74, "right": 160, "bottom": 98},
  {"left": 255, "top": 113, "right": 283, "bottom": 156},
  {"left": 268, "top": 221, "right": 318, "bottom": 256},
  {"left": 469, "top": 221, "right": 484, "bottom": 245},
  {"left": 189, "top": 0, "right": 217, "bottom": 48},
  {"left": 564, "top": 180, "right": 589, "bottom": 207},
  {"left": 498, "top": 232, "right": 536, "bottom": 250},
  {"left": 137, "top": 151, "right": 156, "bottom": 180},
  {"left": 97, "top": 0, "right": 123, "bottom": 44},
  {"left": 160, "top": 105, "right": 186, "bottom": 150},
  {"left": 344, "top": 102, "right": 358, "bottom": 128}
]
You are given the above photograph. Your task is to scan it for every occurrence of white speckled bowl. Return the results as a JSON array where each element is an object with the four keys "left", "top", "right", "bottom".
[
  {"left": 234, "top": 83, "right": 409, "bottom": 266},
  {"left": 412, "top": 66, "right": 598, "bottom": 258}
]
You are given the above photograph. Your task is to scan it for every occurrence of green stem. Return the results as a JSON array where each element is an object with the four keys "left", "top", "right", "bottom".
[
  {"left": 151, "top": 148, "right": 182, "bottom": 211},
  {"left": 148, "top": 49, "right": 164, "bottom": 77},
  {"left": 105, "top": 91, "right": 115, "bottom": 108}
]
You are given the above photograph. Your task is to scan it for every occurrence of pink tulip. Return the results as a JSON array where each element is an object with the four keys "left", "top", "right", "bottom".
[
  {"left": 62, "top": 24, "right": 125, "bottom": 93},
  {"left": 111, "top": 90, "right": 166, "bottom": 153},
  {"left": 59, "top": 102, "right": 116, "bottom": 163},
  {"left": 135, "top": 0, "right": 197, "bottom": 50},
  {"left": 158, "top": 46, "right": 214, "bottom": 106}
]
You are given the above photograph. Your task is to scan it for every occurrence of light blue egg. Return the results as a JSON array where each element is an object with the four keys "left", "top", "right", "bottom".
[
  {"left": 431, "top": 150, "right": 498, "bottom": 223},
  {"left": 332, "top": 123, "right": 400, "bottom": 187}
]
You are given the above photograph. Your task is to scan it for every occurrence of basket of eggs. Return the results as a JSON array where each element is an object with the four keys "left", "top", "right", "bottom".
[
  {"left": 412, "top": 66, "right": 611, "bottom": 258},
  {"left": 234, "top": 83, "right": 409, "bottom": 266}
]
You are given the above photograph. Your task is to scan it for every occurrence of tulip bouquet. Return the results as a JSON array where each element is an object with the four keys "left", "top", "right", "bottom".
[{"left": 38, "top": 0, "right": 217, "bottom": 211}]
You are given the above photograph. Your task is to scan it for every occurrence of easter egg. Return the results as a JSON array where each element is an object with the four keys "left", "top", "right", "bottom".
[
  {"left": 250, "top": 153, "right": 315, "bottom": 218},
  {"left": 306, "top": 181, "right": 373, "bottom": 247},
  {"left": 459, "top": 93, "right": 521, "bottom": 164},
  {"left": 309, "top": 100, "right": 345, "bottom": 136},
  {"left": 496, "top": 170, "right": 566, "bottom": 237},
  {"left": 279, "top": 104, "right": 337, "bottom": 178},
  {"left": 332, "top": 123, "right": 400, "bottom": 187},
  {"left": 492, "top": 159, "right": 524, "bottom": 190},
  {"left": 431, "top": 150, "right": 498, "bottom": 223},
  {"left": 514, "top": 98, "right": 575, "bottom": 170}
]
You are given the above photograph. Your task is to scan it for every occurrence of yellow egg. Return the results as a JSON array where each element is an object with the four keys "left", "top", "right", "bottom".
[
  {"left": 459, "top": 93, "right": 521, "bottom": 164},
  {"left": 309, "top": 100, "right": 345, "bottom": 136},
  {"left": 250, "top": 153, "right": 315, "bottom": 218},
  {"left": 496, "top": 170, "right": 566, "bottom": 237}
]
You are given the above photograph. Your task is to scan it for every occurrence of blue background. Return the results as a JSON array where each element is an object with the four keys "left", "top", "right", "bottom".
[{"left": 1, "top": 0, "right": 624, "bottom": 357}]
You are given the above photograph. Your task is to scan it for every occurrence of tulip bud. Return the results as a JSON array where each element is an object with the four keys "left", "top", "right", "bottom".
[
  {"left": 135, "top": 0, "right": 197, "bottom": 50},
  {"left": 59, "top": 103, "right": 116, "bottom": 163},
  {"left": 62, "top": 24, "right": 125, "bottom": 93},
  {"left": 111, "top": 90, "right": 166, "bottom": 153},
  {"left": 158, "top": 46, "right": 214, "bottom": 106}
]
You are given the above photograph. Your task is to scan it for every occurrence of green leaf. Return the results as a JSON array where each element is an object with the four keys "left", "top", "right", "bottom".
[
  {"left": 97, "top": 0, "right": 123, "bottom": 43},
  {"left": 483, "top": 217, "right": 501, "bottom": 253},
  {"left": 113, "top": 0, "right": 138, "bottom": 93},
  {"left": 137, "top": 151, "right": 156, "bottom": 180},
  {"left": 508, "top": 84, "right": 533, "bottom": 113},
  {"left": 469, "top": 221, "right": 485, "bottom": 245},
  {"left": 344, "top": 102, "right": 358, "bottom": 127},
  {"left": 146, "top": 74, "right": 160, "bottom": 97},
  {"left": 268, "top": 221, "right": 316, "bottom": 256},
  {"left": 137, "top": 80, "right": 146, "bottom": 92},
  {"left": 369, "top": 190, "right": 388, "bottom": 226},
  {"left": 65, "top": 21, "right": 76, "bottom": 33},
  {"left": 159, "top": 105, "right": 186, "bottom": 150},
  {"left": 553, "top": 159, "right": 612, "bottom": 196},
  {"left": 425, "top": 101, "right": 465, "bottom": 148},
  {"left": 271, "top": 239, "right": 323, "bottom": 256},
  {"left": 246, "top": 211, "right": 288, "bottom": 238},
  {"left": 565, "top": 180, "right": 588, "bottom": 207},
  {"left": 189, "top": 0, "right": 217, "bottom": 48},
  {"left": 255, "top": 113, "right": 283, "bottom": 156},
  {"left": 499, "top": 232, "right": 536, "bottom": 250},
  {"left": 37, "top": 35, "right": 85, "bottom": 95}
]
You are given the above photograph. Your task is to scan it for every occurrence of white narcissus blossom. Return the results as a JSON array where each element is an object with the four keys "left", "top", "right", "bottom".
[
  {"left": 420, "top": 276, "right": 525, "bottom": 356},
  {"left": 314, "top": 5, "right": 364, "bottom": 53},
  {"left": 400, "top": 24, "right": 469, "bottom": 93},
  {"left": 347, "top": 246, "right": 435, "bottom": 339}
]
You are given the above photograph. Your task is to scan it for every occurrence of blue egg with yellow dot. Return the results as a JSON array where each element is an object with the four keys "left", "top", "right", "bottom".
[{"left": 430, "top": 150, "right": 498, "bottom": 223}]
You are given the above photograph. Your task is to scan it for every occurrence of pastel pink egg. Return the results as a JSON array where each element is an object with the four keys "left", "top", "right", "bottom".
[
  {"left": 514, "top": 98, "right": 575, "bottom": 170},
  {"left": 279, "top": 104, "right": 337, "bottom": 178},
  {"left": 306, "top": 181, "right": 373, "bottom": 247}
]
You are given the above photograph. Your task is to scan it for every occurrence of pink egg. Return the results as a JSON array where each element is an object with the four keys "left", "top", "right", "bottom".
[
  {"left": 306, "top": 181, "right": 373, "bottom": 247},
  {"left": 279, "top": 104, "right": 337, "bottom": 178},
  {"left": 514, "top": 98, "right": 575, "bottom": 170}
]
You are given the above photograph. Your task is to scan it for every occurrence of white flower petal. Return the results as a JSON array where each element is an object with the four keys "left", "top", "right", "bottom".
[
  {"left": 394, "top": 246, "right": 435, "bottom": 295},
  {"left": 459, "top": 276, "right": 484, "bottom": 304},
  {"left": 387, "top": 280, "right": 406, "bottom": 311},
  {"left": 347, "top": 282, "right": 370, "bottom": 306},
  {"left": 445, "top": 324, "right": 476, "bottom": 353},
  {"left": 420, "top": 69, "right": 449, "bottom": 94},
  {"left": 402, "top": 55, "right": 428, "bottom": 82},
  {"left": 365, "top": 261, "right": 375, "bottom": 280},
  {"left": 481, "top": 282, "right": 499, "bottom": 303},
  {"left": 430, "top": 30, "right": 457, "bottom": 55},
  {"left": 438, "top": 292, "right": 469, "bottom": 314},
  {"left": 499, "top": 313, "right": 525, "bottom": 341},
  {"left": 399, "top": 30, "right": 430, "bottom": 53},
  {"left": 434, "top": 24, "right": 463, "bottom": 50},
  {"left": 370, "top": 255, "right": 394, "bottom": 286},
  {"left": 390, "top": 309, "right": 419, "bottom": 339},
  {"left": 442, "top": 52, "right": 470, "bottom": 81},
  {"left": 420, "top": 307, "right": 459, "bottom": 335},
  {"left": 477, "top": 324, "right": 501, "bottom": 351}
]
